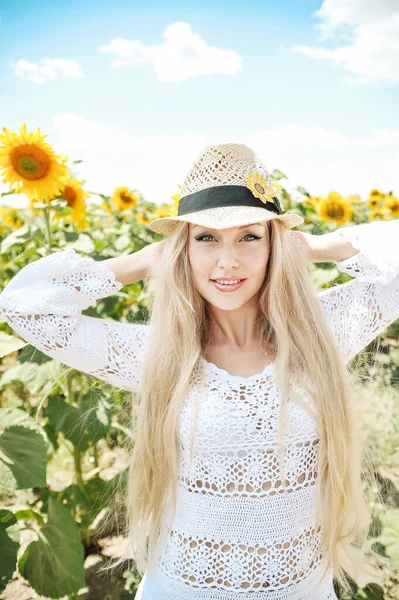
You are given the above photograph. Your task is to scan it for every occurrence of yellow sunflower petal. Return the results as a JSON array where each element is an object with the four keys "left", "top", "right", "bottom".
[
  {"left": 369, "top": 188, "right": 384, "bottom": 198},
  {"left": 154, "top": 206, "right": 171, "bottom": 219},
  {"left": 53, "top": 178, "right": 89, "bottom": 226},
  {"left": 383, "top": 195, "right": 399, "bottom": 216},
  {"left": 369, "top": 207, "right": 391, "bottom": 221},
  {"left": 75, "top": 216, "right": 90, "bottom": 231},
  {"left": 136, "top": 213, "right": 151, "bottom": 225},
  {"left": 170, "top": 192, "right": 181, "bottom": 203},
  {"left": 303, "top": 196, "right": 323, "bottom": 207},
  {"left": 100, "top": 200, "right": 112, "bottom": 214}
]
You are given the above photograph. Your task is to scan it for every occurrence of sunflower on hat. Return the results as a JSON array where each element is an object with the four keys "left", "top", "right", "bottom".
[{"left": 245, "top": 172, "right": 282, "bottom": 206}]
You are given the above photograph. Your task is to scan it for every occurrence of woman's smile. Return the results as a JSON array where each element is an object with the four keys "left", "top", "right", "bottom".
[{"left": 210, "top": 279, "right": 247, "bottom": 292}]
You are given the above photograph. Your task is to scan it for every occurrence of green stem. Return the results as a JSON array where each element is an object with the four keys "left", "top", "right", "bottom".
[
  {"left": 66, "top": 371, "right": 74, "bottom": 403},
  {"left": 73, "top": 445, "right": 84, "bottom": 487},
  {"left": 66, "top": 372, "right": 84, "bottom": 487},
  {"left": 112, "top": 388, "right": 121, "bottom": 405},
  {"left": 93, "top": 444, "right": 99, "bottom": 469},
  {"left": 43, "top": 206, "right": 53, "bottom": 253}
]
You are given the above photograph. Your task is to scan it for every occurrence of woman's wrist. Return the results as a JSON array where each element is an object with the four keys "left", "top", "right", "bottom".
[
  {"left": 308, "top": 230, "right": 360, "bottom": 263},
  {"left": 101, "top": 247, "right": 150, "bottom": 286}
]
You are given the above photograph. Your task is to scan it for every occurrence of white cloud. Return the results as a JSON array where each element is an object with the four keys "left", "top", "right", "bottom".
[
  {"left": 293, "top": 0, "right": 399, "bottom": 85},
  {"left": 1, "top": 115, "right": 399, "bottom": 211},
  {"left": 49, "top": 113, "right": 209, "bottom": 202},
  {"left": 98, "top": 21, "right": 242, "bottom": 82},
  {"left": 313, "top": 0, "right": 398, "bottom": 36},
  {"left": 243, "top": 126, "right": 399, "bottom": 201},
  {"left": 12, "top": 58, "right": 84, "bottom": 84}
]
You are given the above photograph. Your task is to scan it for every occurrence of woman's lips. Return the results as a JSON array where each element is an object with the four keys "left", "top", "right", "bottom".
[{"left": 211, "top": 279, "right": 246, "bottom": 292}]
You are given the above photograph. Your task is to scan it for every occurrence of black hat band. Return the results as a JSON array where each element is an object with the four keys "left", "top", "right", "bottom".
[{"left": 177, "top": 185, "right": 283, "bottom": 217}]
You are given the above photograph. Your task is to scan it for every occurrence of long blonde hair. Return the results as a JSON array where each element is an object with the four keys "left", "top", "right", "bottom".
[{"left": 124, "top": 218, "right": 376, "bottom": 595}]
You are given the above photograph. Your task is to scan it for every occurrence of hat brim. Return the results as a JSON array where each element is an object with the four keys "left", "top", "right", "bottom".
[{"left": 148, "top": 205, "right": 304, "bottom": 235}]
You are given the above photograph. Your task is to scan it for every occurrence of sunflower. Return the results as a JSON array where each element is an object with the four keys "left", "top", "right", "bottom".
[
  {"left": 0, "top": 124, "right": 69, "bottom": 201},
  {"left": 302, "top": 196, "right": 323, "bottom": 209},
  {"left": 153, "top": 205, "right": 172, "bottom": 219},
  {"left": 169, "top": 184, "right": 183, "bottom": 216},
  {"left": 136, "top": 213, "right": 151, "bottom": 225},
  {"left": 369, "top": 207, "right": 391, "bottom": 221},
  {"left": 75, "top": 215, "right": 90, "bottom": 232},
  {"left": 245, "top": 172, "right": 282, "bottom": 216},
  {"left": 0, "top": 205, "right": 24, "bottom": 234},
  {"left": 367, "top": 189, "right": 385, "bottom": 209},
  {"left": 54, "top": 179, "right": 90, "bottom": 227},
  {"left": 100, "top": 199, "right": 112, "bottom": 214},
  {"left": 110, "top": 186, "right": 140, "bottom": 212},
  {"left": 316, "top": 192, "right": 353, "bottom": 225},
  {"left": 245, "top": 172, "right": 281, "bottom": 208},
  {"left": 383, "top": 194, "right": 399, "bottom": 218}
]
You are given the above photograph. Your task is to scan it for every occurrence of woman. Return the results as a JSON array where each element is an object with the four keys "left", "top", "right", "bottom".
[{"left": 1, "top": 143, "right": 398, "bottom": 600}]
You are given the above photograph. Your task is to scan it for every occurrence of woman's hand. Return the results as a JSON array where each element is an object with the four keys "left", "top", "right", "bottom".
[
  {"left": 101, "top": 240, "right": 166, "bottom": 285},
  {"left": 289, "top": 231, "right": 314, "bottom": 262},
  {"left": 140, "top": 240, "right": 167, "bottom": 279},
  {"left": 294, "top": 230, "right": 361, "bottom": 263}
]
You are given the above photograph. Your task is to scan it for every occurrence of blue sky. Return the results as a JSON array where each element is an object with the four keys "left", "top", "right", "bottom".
[{"left": 1, "top": 0, "right": 399, "bottom": 207}]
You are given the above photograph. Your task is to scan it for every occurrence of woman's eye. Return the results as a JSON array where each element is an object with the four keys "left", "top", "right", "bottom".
[
  {"left": 195, "top": 234, "right": 261, "bottom": 242},
  {"left": 196, "top": 234, "right": 216, "bottom": 242}
]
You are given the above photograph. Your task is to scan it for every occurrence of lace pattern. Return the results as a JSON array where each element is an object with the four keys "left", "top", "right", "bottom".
[
  {"left": 318, "top": 220, "right": 399, "bottom": 364},
  {"left": 0, "top": 249, "right": 151, "bottom": 393},
  {"left": 0, "top": 220, "right": 398, "bottom": 599},
  {"left": 136, "top": 567, "right": 338, "bottom": 600},
  {"left": 139, "top": 363, "right": 331, "bottom": 598}
]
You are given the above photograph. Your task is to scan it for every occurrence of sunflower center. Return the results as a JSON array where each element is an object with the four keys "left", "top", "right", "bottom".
[
  {"left": 11, "top": 144, "right": 50, "bottom": 181},
  {"left": 254, "top": 183, "right": 265, "bottom": 195},
  {"left": 327, "top": 202, "right": 344, "bottom": 219},
  {"left": 120, "top": 193, "right": 131, "bottom": 204},
  {"left": 64, "top": 186, "right": 77, "bottom": 208}
]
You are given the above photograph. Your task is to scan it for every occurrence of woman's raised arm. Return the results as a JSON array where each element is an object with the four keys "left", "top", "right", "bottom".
[
  {"left": 0, "top": 244, "right": 163, "bottom": 393},
  {"left": 316, "top": 220, "right": 399, "bottom": 365}
]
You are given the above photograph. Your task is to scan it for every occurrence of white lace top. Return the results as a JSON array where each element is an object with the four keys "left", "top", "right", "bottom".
[{"left": 1, "top": 220, "right": 398, "bottom": 600}]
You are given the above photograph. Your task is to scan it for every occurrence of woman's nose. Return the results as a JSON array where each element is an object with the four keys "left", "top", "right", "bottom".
[{"left": 217, "top": 254, "right": 240, "bottom": 269}]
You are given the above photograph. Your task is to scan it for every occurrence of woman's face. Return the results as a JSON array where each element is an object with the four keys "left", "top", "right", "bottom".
[{"left": 187, "top": 221, "right": 271, "bottom": 310}]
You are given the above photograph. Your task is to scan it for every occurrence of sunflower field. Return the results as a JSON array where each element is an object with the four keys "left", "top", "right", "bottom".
[{"left": 0, "top": 125, "right": 398, "bottom": 600}]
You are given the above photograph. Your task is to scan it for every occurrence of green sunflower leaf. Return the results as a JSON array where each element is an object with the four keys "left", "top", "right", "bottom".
[
  {"left": 18, "top": 497, "right": 85, "bottom": 598},
  {"left": 0, "top": 509, "right": 20, "bottom": 594}
]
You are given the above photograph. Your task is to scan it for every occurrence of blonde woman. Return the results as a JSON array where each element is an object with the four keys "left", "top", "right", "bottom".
[{"left": 1, "top": 143, "right": 398, "bottom": 600}]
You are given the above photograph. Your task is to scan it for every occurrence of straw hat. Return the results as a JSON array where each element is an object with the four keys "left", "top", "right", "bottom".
[{"left": 149, "top": 143, "right": 304, "bottom": 235}]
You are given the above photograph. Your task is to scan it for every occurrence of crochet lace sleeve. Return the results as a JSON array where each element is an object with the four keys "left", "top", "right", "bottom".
[
  {"left": 0, "top": 249, "right": 151, "bottom": 393},
  {"left": 317, "top": 220, "right": 399, "bottom": 365}
]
